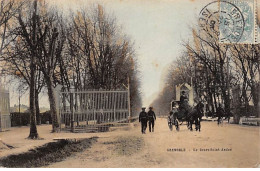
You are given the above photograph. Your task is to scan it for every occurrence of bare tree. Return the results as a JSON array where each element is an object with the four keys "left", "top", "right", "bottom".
[
  {"left": 0, "top": 0, "right": 21, "bottom": 55},
  {"left": 185, "top": 28, "right": 232, "bottom": 114},
  {"left": 63, "top": 5, "right": 142, "bottom": 114},
  {"left": 34, "top": 4, "right": 66, "bottom": 132},
  {"left": 231, "top": 44, "right": 260, "bottom": 117},
  {"left": 15, "top": 0, "right": 39, "bottom": 138}
]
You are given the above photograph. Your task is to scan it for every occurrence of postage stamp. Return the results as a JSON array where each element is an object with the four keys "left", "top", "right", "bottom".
[
  {"left": 219, "top": 1, "right": 245, "bottom": 43},
  {"left": 199, "top": 0, "right": 258, "bottom": 44},
  {"left": 220, "top": 0, "right": 258, "bottom": 44}
]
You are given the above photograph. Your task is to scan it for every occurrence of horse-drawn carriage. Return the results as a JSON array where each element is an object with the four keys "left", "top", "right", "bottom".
[{"left": 168, "top": 100, "right": 204, "bottom": 132}]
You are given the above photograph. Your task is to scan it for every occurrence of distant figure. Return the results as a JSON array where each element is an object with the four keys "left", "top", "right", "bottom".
[
  {"left": 172, "top": 106, "right": 179, "bottom": 124},
  {"left": 226, "top": 110, "right": 232, "bottom": 123},
  {"left": 168, "top": 111, "right": 174, "bottom": 131},
  {"left": 216, "top": 104, "right": 225, "bottom": 125},
  {"left": 139, "top": 107, "right": 148, "bottom": 134},
  {"left": 147, "top": 107, "right": 156, "bottom": 132}
]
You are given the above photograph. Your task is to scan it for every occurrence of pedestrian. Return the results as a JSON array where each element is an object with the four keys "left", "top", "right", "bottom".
[
  {"left": 216, "top": 104, "right": 225, "bottom": 125},
  {"left": 172, "top": 106, "right": 178, "bottom": 125},
  {"left": 168, "top": 111, "right": 174, "bottom": 131},
  {"left": 139, "top": 107, "right": 148, "bottom": 134},
  {"left": 147, "top": 107, "right": 156, "bottom": 132}
]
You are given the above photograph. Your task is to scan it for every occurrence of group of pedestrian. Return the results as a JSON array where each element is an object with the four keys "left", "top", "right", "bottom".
[{"left": 139, "top": 107, "right": 156, "bottom": 134}]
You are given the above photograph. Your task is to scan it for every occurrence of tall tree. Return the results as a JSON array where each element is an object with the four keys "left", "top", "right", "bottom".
[
  {"left": 35, "top": 5, "right": 66, "bottom": 132},
  {"left": 16, "top": 0, "right": 39, "bottom": 138}
]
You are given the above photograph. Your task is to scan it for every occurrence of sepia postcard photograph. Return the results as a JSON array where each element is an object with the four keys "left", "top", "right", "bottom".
[{"left": 0, "top": 0, "right": 259, "bottom": 168}]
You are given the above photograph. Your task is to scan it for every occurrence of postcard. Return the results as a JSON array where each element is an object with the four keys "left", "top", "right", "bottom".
[{"left": 0, "top": 0, "right": 259, "bottom": 168}]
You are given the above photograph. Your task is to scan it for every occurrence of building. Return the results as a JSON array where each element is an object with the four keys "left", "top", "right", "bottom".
[{"left": 0, "top": 84, "right": 11, "bottom": 131}]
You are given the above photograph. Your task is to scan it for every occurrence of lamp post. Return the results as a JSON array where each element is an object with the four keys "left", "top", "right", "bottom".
[
  {"left": 19, "top": 88, "right": 21, "bottom": 125},
  {"left": 14, "top": 70, "right": 23, "bottom": 125}
]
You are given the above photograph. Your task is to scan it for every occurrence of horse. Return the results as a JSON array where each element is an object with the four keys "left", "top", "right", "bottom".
[{"left": 186, "top": 102, "right": 204, "bottom": 131}]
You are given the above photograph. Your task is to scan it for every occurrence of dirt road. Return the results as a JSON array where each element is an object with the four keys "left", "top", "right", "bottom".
[{"left": 45, "top": 118, "right": 259, "bottom": 168}]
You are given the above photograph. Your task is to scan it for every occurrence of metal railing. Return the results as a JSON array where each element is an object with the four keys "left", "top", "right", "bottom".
[{"left": 58, "top": 89, "right": 130, "bottom": 132}]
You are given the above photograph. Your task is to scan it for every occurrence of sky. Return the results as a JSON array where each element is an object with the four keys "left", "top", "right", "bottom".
[
  {"left": 99, "top": 0, "right": 204, "bottom": 107},
  {"left": 4, "top": 0, "right": 247, "bottom": 108}
]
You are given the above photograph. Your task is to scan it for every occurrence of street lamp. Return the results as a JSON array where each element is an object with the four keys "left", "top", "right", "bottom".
[{"left": 15, "top": 70, "right": 23, "bottom": 125}]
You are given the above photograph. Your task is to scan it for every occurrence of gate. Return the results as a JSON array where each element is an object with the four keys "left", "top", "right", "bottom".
[
  {"left": 59, "top": 89, "right": 130, "bottom": 132},
  {"left": 0, "top": 86, "right": 11, "bottom": 132}
]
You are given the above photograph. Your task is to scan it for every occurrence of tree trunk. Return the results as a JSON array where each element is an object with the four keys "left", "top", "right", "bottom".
[
  {"left": 213, "top": 89, "right": 218, "bottom": 113},
  {"left": 208, "top": 91, "right": 215, "bottom": 115},
  {"left": 35, "top": 91, "right": 41, "bottom": 125},
  {"left": 242, "top": 87, "right": 249, "bottom": 117},
  {"left": 251, "top": 84, "right": 260, "bottom": 117},
  {"left": 45, "top": 75, "right": 59, "bottom": 132},
  {"left": 232, "top": 86, "right": 242, "bottom": 124},
  {"left": 28, "top": 56, "right": 39, "bottom": 139},
  {"left": 28, "top": 0, "right": 39, "bottom": 139}
]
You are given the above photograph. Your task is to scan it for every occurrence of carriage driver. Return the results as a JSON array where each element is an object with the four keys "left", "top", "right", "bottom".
[
  {"left": 180, "top": 91, "right": 188, "bottom": 111},
  {"left": 180, "top": 91, "right": 188, "bottom": 103},
  {"left": 139, "top": 107, "right": 148, "bottom": 134}
]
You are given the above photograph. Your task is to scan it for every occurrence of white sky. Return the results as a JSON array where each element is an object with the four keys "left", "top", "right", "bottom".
[{"left": 7, "top": 0, "right": 214, "bottom": 108}]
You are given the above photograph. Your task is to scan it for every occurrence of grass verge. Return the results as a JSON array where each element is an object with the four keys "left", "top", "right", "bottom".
[
  {"left": 0, "top": 137, "right": 98, "bottom": 168},
  {"left": 104, "top": 136, "right": 144, "bottom": 156}
]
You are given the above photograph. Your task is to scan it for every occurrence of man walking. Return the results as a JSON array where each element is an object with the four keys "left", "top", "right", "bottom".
[
  {"left": 216, "top": 104, "right": 225, "bottom": 125},
  {"left": 147, "top": 107, "right": 156, "bottom": 132},
  {"left": 139, "top": 107, "right": 148, "bottom": 134}
]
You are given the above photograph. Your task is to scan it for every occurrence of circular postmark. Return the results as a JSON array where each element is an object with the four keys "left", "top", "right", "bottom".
[{"left": 199, "top": 1, "right": 245, "bottom": 43}]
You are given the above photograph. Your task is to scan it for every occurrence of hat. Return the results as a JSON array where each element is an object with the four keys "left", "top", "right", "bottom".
[
  {"left": 149, "top": 107, "right": 153, "bottom": 109},
  {"left": 142, "top": 107, "right": 146, "bottom": 110}
]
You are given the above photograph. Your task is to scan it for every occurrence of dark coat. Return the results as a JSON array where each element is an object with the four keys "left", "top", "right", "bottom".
[
  {"left": 180, "top": 94, "right": 188, "bottom": 104},
  {"left": 139, "top": 111, "right": 148, "bottom": 122},
  {"left": 216, "top": 107, "right": 225, "bottom": 117},
  {"left": 147, "top": 110, "right": 156, "bottom": 121}
]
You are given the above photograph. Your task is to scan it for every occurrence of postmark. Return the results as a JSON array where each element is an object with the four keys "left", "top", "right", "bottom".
[{"left": 199, "top": 1, "right": 222, "bottom": 39}]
